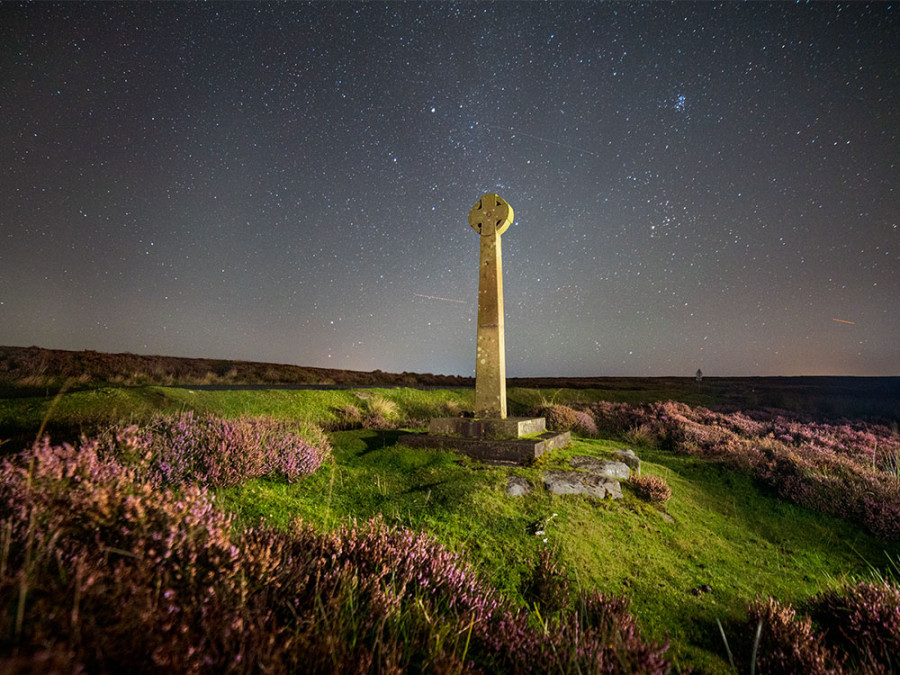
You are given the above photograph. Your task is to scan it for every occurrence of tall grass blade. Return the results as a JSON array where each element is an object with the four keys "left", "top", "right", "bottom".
[
  {"left": 749, "top": 618, "right": 763, "bottom": 675},
  {"left": 716, "top": 618, "right": 736, "bottom": 672},
  {"left": 35, "top": 378, "right": 74, "bottom": 441}
]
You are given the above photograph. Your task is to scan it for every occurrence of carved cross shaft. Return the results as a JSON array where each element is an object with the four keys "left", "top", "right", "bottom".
[{"left": 468, "top": 193, "right": 514, "bottom": 419}]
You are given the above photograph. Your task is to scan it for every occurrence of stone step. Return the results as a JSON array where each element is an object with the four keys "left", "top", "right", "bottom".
[
  {"left": 428, "top": 416, "right": 546, "bottom": 440},
  {"left": 399, "top": 430, "right": 570, "bottom": 465}
]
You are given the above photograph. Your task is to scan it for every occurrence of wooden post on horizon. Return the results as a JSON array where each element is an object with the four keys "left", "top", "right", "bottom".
[{"left": 468, "top": 193, "right": 514, "bottom": 419}]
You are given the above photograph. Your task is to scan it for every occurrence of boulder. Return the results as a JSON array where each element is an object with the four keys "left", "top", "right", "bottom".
[
  {"left": 614, "top": 449, "right": 642, "bottom": 474},
  {"left": 542, "top": 470, "right": 623, "bottom": 500},
  {"left": 506, "top": 475, "right": 532, "bottom": 497},
  {"left": 569, "top": 456, "right": 631, "bottom": 480}
]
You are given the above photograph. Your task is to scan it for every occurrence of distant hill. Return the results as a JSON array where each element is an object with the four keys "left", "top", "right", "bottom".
[{"left": 0, "top": 345, "right": 470, "bottom": 393}]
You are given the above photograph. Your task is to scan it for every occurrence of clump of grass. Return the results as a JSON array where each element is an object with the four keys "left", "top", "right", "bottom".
[
  {"left": 334, "top": 404, "right": 363, "bottom": 430},
  {"left": 367, "top": 394, "right": 399, "bottom": 419},
  {"left": 520, "top": 544, "right": 571, "bottom": 614},
  {"left": 876, "top": 425, "right": 900, "bottom": 479},
  {"left": 623, "top": 423, "right": 660, "bottom": 448},
  {"left": 629, "top": 475, "right": 672, "bottom": 504},
  {"left": 353, "top": 393, "right": 402, "bottom": 429},
  {"left": 538, "top": 404, "right": 580, "bottom": 432}
]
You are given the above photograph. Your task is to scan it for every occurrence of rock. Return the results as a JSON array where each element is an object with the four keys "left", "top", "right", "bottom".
[
  {"left": 542, "top": 470, "right": 623, "bottom": 499},
  {"left": 568, "top": 456, "right": 602, "bottom": 471},
  {"left": 690, "top": 584, "right": 713, "bottom": 596},
  {"left": 506, "top": 475, "right": 532, "bottom": 497},
  {"left": 614, "top": 449, "right": 642, "bottom": 474},
  {"left": 569, "top": 456, "right": 631, "bottom": 480}
]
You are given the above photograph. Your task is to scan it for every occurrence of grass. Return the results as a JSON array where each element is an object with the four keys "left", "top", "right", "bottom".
[
  {"left": 214, "top": 428, "right": 900, "bottom": 672},
  {"left": 0, "top": 386, "right": 478, "bottom": 439},
  {"left": 3, "top": 384, "right": 899, "bottom": 671},
  {"left": 0, "top": 384, "right": 719, "bottom": 444}
]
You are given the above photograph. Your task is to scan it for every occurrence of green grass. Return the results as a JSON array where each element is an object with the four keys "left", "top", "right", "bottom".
[
  {"left": 3, "top": 385, "right": 899, "bottom": 671},
  {"left": 215, "top": 429, "right": 900, "bottom": 672},
  {"left": 1, "top": 383, "right": 714, "bottom": 441},
  {"left": 0, "top": 386, "right": 478, "bottom": 439}
]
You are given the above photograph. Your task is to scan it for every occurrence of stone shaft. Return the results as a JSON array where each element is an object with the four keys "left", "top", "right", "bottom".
[{"left": 475, "top": 230, "right": 507, "bottom": 418}]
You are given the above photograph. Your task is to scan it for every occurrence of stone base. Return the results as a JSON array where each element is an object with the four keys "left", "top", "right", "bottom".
[
  {"left": 398, "top": 431, "right": 570, "bottom": 465},
  {"left": 428, "top": 416, "right": 546, "bottom": 440}
]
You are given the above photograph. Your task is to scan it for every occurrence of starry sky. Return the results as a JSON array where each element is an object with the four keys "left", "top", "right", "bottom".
[{"left": 1, "top": 2, "right": 898, "bottom": 377}]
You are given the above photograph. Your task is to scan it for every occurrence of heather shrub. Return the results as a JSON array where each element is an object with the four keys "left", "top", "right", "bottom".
[
  {"left": 812, "top": 580, "right": 900, "bottom": 668},
  {"left": 0, "top": 440, "right": 485, "bottom": 671},
  {"left": 859, "top": 481, "right": 900, "bottom": 540},
  {"left": 744, "top": 597, "right": 842, "bottom": 674},
  {"left": 101, "top": 412, "right": 330, "bottom": 487},
  {"left": 482, "top": 591, "right": 670, "bottom": 673},
  {"left": 361, "top": 412, "right": 396, "bottom": 430},
  {"left": 0, "top": 435, "right": 672, "bottom": 673},
  {"left": 589, "top": 400, "right": 656, "bottom": 435},
  {"left": 630, "top": 475, "right": 672, "bottom": 504},
  {"left": 334, "top": 404, "right": 363, "bottom": 429},
  {"left": 572, "top": 409, "right": 599, "bottom": 437},
  {"left": 538, "top": 404, "right": 580, "bottom": 432},
  {"left": 520, "top": 545, "right": 571, "bottom": 614},
  {"left": 0, "top": 439, "right": 246, "bottom": 672},
  {"left": 292, "top": 516, "right": 503, "bottom": 628},
  {"left": 578, "top": 399, "right": 900, "bottom": 540}
]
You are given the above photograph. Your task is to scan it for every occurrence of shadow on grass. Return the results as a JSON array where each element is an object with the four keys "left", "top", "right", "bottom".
[
  {"left": 0, "top": 422, "right": 89, "bottom": 456},
  {"left": 360, "top": 429, "right": 405, "bottom": 454},
  {"left": 402, "top": 481, "right": 445, "bottom": 495}
]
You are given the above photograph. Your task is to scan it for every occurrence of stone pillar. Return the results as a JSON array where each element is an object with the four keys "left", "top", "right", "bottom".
[
  {"left": 399, "top": 192, "right": 570, "bottom": 464},
  {"left": 468, "top": 193, "right": 514, "bottom": 419}
]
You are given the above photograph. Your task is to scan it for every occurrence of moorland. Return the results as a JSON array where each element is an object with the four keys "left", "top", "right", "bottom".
[{"left": 1, "top": 345, "right": 898, "bottom": 673}]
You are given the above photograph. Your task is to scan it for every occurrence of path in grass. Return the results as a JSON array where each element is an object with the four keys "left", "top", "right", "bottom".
[{"left": 216, "top": 429, "right": 900, "bottom": 673}]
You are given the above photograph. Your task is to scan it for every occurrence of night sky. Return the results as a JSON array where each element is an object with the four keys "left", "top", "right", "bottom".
[{"left": 2, "top": 2, "right": 898, "bottom": 377}]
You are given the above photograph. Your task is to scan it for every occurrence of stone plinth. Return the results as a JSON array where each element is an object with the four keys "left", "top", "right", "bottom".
[
  {"left": 399, "top": 428, "right": 570, "bottom": 465},
  {"left": 400, "top": 415, "right": 569, "bottom": 465},
  {"left": 429, "top": 416, "right": 546, "bottom": 440}
]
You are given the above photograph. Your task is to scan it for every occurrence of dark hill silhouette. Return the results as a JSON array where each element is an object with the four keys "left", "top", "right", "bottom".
[
  {"left": 0, "top": 345, "right": 468, "bottom": 394},
  {"left": 1, "top": 345, "right": 897, "bottom": 419}
]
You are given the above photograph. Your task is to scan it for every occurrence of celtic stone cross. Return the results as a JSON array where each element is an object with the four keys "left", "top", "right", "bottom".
[{"left": 468, "top": 193, "right": 514, "bottom": 419}]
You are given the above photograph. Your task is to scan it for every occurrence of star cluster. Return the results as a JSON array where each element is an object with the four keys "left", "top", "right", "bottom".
[{"left": 1, "top": 2, "right": 897, "bottom": 376}]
